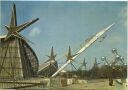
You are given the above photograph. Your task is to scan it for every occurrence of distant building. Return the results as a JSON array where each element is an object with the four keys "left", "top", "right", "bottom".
[
  {"left": 0, "top": 3, "right": 39, "bottom": 79},
  {"left": 38, "top": 47, "right": 58, "bottom": 77}
]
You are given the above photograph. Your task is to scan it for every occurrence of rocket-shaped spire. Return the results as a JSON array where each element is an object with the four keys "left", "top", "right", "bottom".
[
  {"left": 80, "top": 58, "right": 87, "bottom": 69},
  {"left": 10, "top": 3, "right": 17, "bottom": 27},
  {"left": 66, "top": 46, "right": 77, "bottom": 61},
  {"left": 51, "top": 46, "right": 54, "bottom": 57},
  {"left": 94, "top": 57, "right": 97, "bottom": 66},
  {"left": 93, "top": 57, "right": 100, "bottom": 67},
  {"left": 47, "top": 46, "right": 57, "bottom": 61},
  {"left": 66, "top": 46, "right": 73, "bottom": 61},
  {"left": 83, "top": 58, "right": 87, "bottom": 68},
  {"left": 4, "top": 3, "right": 39, "bottom": 41},
  {"left": 79, "top": 58, "right": 87, "bottom": 70},
  {"left": 68, "top": 46, "right": 72, "bottom": 57}
]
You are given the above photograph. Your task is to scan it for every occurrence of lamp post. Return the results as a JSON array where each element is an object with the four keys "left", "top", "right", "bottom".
[{"left": 101, "top": 56, "right": 113, "bottom": 86}]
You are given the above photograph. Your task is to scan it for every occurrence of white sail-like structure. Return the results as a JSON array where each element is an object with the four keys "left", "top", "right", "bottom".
[
  {"left": 0, "top": 35, "right": 6, "bottom": 39},
  {"left": 52, "top": 23, "right": 115, "bottom": 77}
]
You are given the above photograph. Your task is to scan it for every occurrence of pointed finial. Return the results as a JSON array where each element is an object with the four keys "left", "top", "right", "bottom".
[
  {"left": 68, "top": 46, "right": 71, "bottom": 56},
  {"left": 10, "top": 2, "right": 17, "bottom": 27},
  {"left": 12, "top": 2, "right": 16, "bottom": 10},
  {"left": 94, "top": 57, "right": 97, "bottom": 65},
  {"left": 66, "top": 46, "right": 74, "bottom": 61},
  {"left": 47, "top": 46, "right": 56, "bottom": 61},
  {"left": 51, "top": 46, "right": 54, "bottom": 57}
]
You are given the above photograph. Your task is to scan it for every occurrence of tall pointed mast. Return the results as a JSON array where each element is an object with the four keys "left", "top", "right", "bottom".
[
  {"left": 83, "top": 58, "right": 87, "bottom": 69},
  {"left": 10, "top": 3, "right": 17, "bottom": 27},
  {"left": 79, "top": 58, "right": 87, "bottom": 70},
  {"left": 47, "top": 46, "right": 56, "bottom": 60},
  {"left": 66, "top": 46, "right": 73, "bottom": 61},
  {"left": 94, "top": 57, "right": 97, "bottom": 66},
  {"left": 51, "top": 46, "right": 54, "bottom": 57},
  {"left": 66, "top": 46, "right": 78, "bottom": 71}
]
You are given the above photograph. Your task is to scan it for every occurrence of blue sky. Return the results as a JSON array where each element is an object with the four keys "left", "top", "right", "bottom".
[{"left": 0, "top": 1, "right": 127, "bottom": 69}]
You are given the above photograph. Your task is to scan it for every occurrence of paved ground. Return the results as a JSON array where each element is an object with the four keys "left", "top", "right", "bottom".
[
  {"left": 48, "top": 79, "right": 116, "bottom": 90},
  {"left": 0, "top": 79, "right": 126, "bottom": 90}
]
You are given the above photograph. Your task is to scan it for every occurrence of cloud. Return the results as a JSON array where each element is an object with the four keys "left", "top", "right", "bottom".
[
  {"left": 120, "top": 6, "right": 127, "bottom": 27},
  {"left": 108, "top": 33, "right": 125, "bottom": 46},
  {"left": 29, "top": 27, "right": 40, "bottom": 37},
  {"left": 109, "top": 35, "right": 122, "bottom": 44}
]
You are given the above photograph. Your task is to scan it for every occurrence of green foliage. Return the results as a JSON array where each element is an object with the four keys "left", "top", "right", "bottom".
[{"left": 69, "top": 64, "right": 127, "bottom": 79}]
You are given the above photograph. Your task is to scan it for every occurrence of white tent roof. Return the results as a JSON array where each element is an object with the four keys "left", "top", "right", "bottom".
[
  {"left": 38, "top": 60, "right": 56, "bottom": 72},
  {"left": 61, "top": 70, "right": 66, "bottom": 73},
  {"left": 0, "top": 35, "right": 6, "bottom": 39}
]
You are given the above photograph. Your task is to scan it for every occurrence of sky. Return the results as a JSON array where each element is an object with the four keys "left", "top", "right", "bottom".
[{"left": 0, "top": 1, "right": 127, "bottom": 70}]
